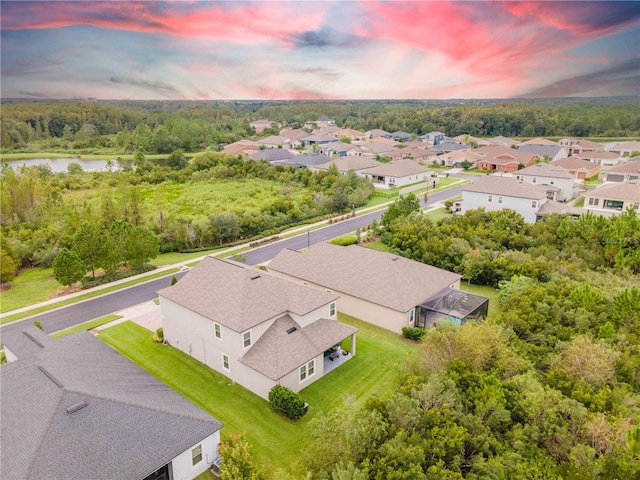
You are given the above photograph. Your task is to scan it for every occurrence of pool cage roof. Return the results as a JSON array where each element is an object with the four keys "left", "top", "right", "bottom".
[{"left": 419, "top": 288, "right": 489, "bottom": 324}]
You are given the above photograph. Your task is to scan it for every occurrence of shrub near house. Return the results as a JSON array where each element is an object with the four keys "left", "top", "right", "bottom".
[{"left": 268, "top": 385, "right": 307, "bottom": 420}]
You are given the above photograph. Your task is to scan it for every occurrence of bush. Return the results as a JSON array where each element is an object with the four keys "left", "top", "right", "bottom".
[
  {"left": 81, "top": 264, "right": 155, "bottom": 289},
  {"left": 402, "top": 327, "right": 427, "bottom": 341},
  {"left": 153, "top": 327, "right": 164, "bottom": 343},
  {"left": 331, "top": 236, "right": 359, "bottom": 246},
  {"left": 268, "top": 385, "right": 307, "bottom": 420}
]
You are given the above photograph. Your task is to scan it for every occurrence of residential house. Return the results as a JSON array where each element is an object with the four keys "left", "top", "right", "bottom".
[
  {"left": 551, "top": 157, "right": 601, "bottom": 180},
  {"left": 255, "top": 135, "right": 291, "bottom": 149},
  {"left": 514, "top": 163, "right": 577, "bottom": 202},
  {"left": 430, "top": 141, "right": 468, "bottom": 155},
  {"left": 390, "top": 131, "right": 412, "bottom": 142},
  {"left": 558, "top": 138, "right": 604, "bottom": 155},
  {"left": 268, "top": 243, "right": 488, "bottom": 333},
  {"left": 452, "top": 134, "right": 489, "bottom": 147},
  {"left": 419, "top": 131, "right": 446, "bottom": 144},
  {"left": 318, "top": 141, "right": 363, "bottom": 157},
  {"left": 517, "top": 144, "right": 568, "bottom": 162},
  {"left": 487, "top": 136, "right": 520, "bottom": 148},
  {"left": 363, "top": 128, "right": 391, "bottom": 139},
  {"left": 279, "top": 129, "right": 307, "bottom": 148},
  {"left": 249, "top": 149, "right": 296, "bottom": 163},
  {"left": 575, "top": 150, "right": 623, "bottom": 168},
  {"left": 316, "top": 116, "right": 336, "bottom": 128},
  {"left": 312, "top": 126, "right": 342, "bottom": 136},
  {"left": 390, "top": 147, "right": 439, "bottom": 164},
  {"left": 354, "top": 141, "right": 398, "bottom": 157},
  {"left": 312, "top": 156, "right": 381, "bottom": 175},
  {"left": 607, "top": 141, "right": 640, "bottom": 158},
  {"left": 250, "top": 119, "right": 278, "bottom": 133},
  {"left": 360, "top": 159, "right": 430, "bottom": 188},
  {"left": 518, "top": 137, "right": 558, "bottom": 147},
  {"left": 158, "top": 257, "right": 357, "bottom": 400},
  {"left": 602, "top": 161, "right": 640, "bottom": 182},
  {"left": 584, "top": 181, "right": 640, "bottom": 217},
  {"left": 475, "top": 146, "right": 538, "bottom": 173},
  {"left": 301, "top": 133, "right": 337, "bottom": 146},
  {"left": 1, "top": 327, "right": 223, "bottom": 480},
  {"left": 273, "top": 152, "right": 332, "bottom": 169},
  {"left": 458, "top": 176, "right": 565, "bottom": 223},
  {"left": 333, "top": 128, "right": 365, "bottom": 141},
  {"left": 440, "top": 149, "right": 483, "bottom": 168},
  {"left": 222, "top": 140, "right": 260, "bottom": 155}
]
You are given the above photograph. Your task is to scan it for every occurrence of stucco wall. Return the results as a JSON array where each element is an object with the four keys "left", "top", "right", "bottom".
[
  {"left": 279, "top": 352, "right": 325, "bottom": 394},
  {"left": 461, "top": 191, "right": 545, "bottom": 223},
  {"left": 516, "top": 174, "right": 574, "bottom": 202},
  {"left": 170, "top": 431, "right": 220, "bottom": 480}
]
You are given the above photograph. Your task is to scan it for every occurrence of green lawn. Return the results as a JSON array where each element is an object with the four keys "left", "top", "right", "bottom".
[
  {"left": 459, "top": 282, "right": 501, "bottom": 318},
  {"left": 0, "top": 268, "right": 60, "bottom": 313},
  {"left": 98, "top": 314, "right": 417, "bottom": 477},
  {"left": 50, "top": 314, "right": 122, "bottom": 339}
]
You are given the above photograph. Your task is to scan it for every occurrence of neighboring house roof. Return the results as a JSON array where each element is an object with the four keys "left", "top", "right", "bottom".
[
  {"left": 316, "top": 156, "right": 381, "bottom": 172},
  {"left": 476, "top": 146, "right": 537, "bottom": 165},
  {"left": 361, "top": 159, "right": 427, "bottom": 177},
  {"left": 605, "top": 161, "right": 640, "bottom": 174},
  {"left": 394, "top": 147, "right": 436, "bottom": 160},
  {"left": 452, "top": 134, "right": 488, "bottom": 146},
  {"left": 574, "top": 139, "right": 604, "bottom": 150},
  {"left": 608, "top": 141, "right": 640, "bottom": 153},
  {"left": 488, "top": 136, "right": 520, "bottom": 147},
  {"left": 551, "top": 157, "right": 600, "bottom": 171},
  {"left": 430, "top": 141, "right": 468, "bottom": 153},
  {"left": 537, "top": 200, "right": 567, "bottom": 215},
  {"left": 222, "top": 140, "right": 259, "bottom": 154},
  {"left": 320, "top": 141, "right": 362, "bottom": 153},
  {"left": 317, "top": 116, "right": 333, "bottom": 122},
  {"left": 517, "top": 144, "right": 565, "bottom": 158},
  {"left": 240, "top": 315, "right": 357, "bottom": 380},
  {"left": 519, "top": 137, "right": 558, "bottom": 146},
  {"left": 390, "top": 131, "right": 411, "bottom": 140},
  {"left": 268, "top": 243, "right": 461, "bottom": 313},
  {"left": 585, "top": 180, "right": 640, "bottom": 203},
  {"left": 576, "top": 151, "right": 620, "bottom": 160},
  {"left": 302, "top": 133, "right": 337, "bottom": 143},
  {"left": 250, "top": 119, "right": 271, "bottom": 126},
  {"left": 313, "top": 126, "right": 342, "bottom": 135},
  {"left": 364, "top": 128, "right": 390, "bottom": 137},
  {"left": 249, "top": 149, "right": 295, "bottom": 162},
  {"left": 256, "top": 135, "right": 290, "bottom": 146},
  {"left": 462, "top": 176, "right": 548, "bottom": 199},
  {"left": 279, "top": 129, "right": 306, "bottom": 142},
  {"left": 333, "top": 128, "right": 364, "bottom": 138},
  {"left": 158, "top": 257, "right": 337, "bottom": 332},
  {"left": 1, "top": 328, "right": 222, "bottom": 480},
  {"left": 275, "top": 152, "right": 332, "bottom": 167},
  {"left": 516, "top": 162, "right": 574, "bottom": 179},
  {"left": 445, "top": 150, "right": 483, "bottom": 162}
]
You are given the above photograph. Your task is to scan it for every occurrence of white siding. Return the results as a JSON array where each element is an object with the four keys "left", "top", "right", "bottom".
[
  {"left": 460, "top": 191, "right": 546, "bottom": 223},
  {"left": 516, "top": 174, "right": 574, "bottom": 201},
  {"left": 170, "top": 431, "right": 220, "bottom": 480}
]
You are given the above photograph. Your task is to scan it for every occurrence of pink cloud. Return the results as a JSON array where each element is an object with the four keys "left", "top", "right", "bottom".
[{"left": 1, "top": 1, "right": 325, "bottom": 43}]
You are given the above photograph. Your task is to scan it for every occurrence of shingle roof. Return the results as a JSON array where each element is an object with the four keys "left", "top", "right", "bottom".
[
  {"left": 157, "top": 257, "right": 337, "bottom": 332},
  {"left": 576, "top": 150, "right": 620, "bottom": 160},
  {"left": 476, "top": 146, "right": 537, "bottom": 165},
  {"left": 240, "top": 315, "right": 357, "bottom": 380},
  {"left": 315, "top": 156, "right": 381, "bottom": 172},
  {"left": 275, "top": 152, "right": 332, "bottom": 167},
  {"left": 517, "top": 144, "right": 564, "bottom": 158},
  {"left": 586, "top": 180, "right": 640, "bottom": 203},
  {"left": 249, "top": 149, "right": 295, "bottom": 162},
  {"left": 364, "top": 128, "right": 390, "bottom": 137},
  {"left": 519, "top": 137, "right": 558, "bottom": 146},
  {"left": 268, "top": 243, "right": 461, "bottom": 312},
  {"left": 1, "top": 328, "right": 222, "bottom": 480},
  {"left": 517, "top": 162, "right": 574, "bottom": 179},
  {"left": 361, "top": 159, "right": 427, "bottom": 177},
  {"left": 605, "top": 161, "right": 640, "bottom": 174},
  {"left": 551, "top": 157, "right": 600, "bottom": 171},
  {"left": 536, "top": 200, "right": 567, "bottom": 215},
  {"left": 430, "top": 141, "right": 468, "bottom": 153},
  {"left": 462, "top": 176, "right": 549, "bottom": 199}
]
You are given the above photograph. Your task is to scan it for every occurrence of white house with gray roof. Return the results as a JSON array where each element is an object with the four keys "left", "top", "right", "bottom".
[
  {"left": 459, "top": 176, "right": 566, "bottom": 223},
  {"left": 514, "top": 162, "right": 577, "bottom": 202},
  {"left": 360, "top": 159, "right": 431, "bottom": 189},
  {"left": 1, "top": 327, "right": 223, "bottom": 480},
  {"left": 158, "top": 257, "right": 357, "bottom": 399},
  {"left": 267, "top": 243, "right": 487, "bottom": 333},
  {"left": 584, "top": 180, "right": 640, "bottom": 217}
]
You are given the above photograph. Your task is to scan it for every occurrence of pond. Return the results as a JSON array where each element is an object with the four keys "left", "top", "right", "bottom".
[{"left": 2, "top": 157, "right": 119, "bottom": 173}]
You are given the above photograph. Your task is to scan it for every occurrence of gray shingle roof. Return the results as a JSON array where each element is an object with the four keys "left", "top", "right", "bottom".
[
  {"left": 240, "top": 315, "right": 357, "bottom": 380},
  {"left": 462, "top": 176, "right": 549, "bottom": 199},
  {"left": 517, "top": 145, "right": 564, "bottom": 158},
  {"left": 586, "top": 180, "right": 640, "bottom": 203},
  {"left": 157, "top": 257, "right": 337, "bottom": 332},
  {"left": 606, "top": 161, "right": 640, "bottom": 174},
  {"left": 268, "top": 243, "right": 461, "bottom": 313},
  {"left": 551, "top": 157, "right": 599, "bottom": 171},
  {"left": 315, "top": 156, "right": 381, "bottom": 172},
  {"left": 249, "top": 149, "right": 295, "bottom": 162},
  {"left": 516, "top": 162, "right": 574, "bottom": 179},
  {"left": 1, "top": 328, "right": 222, "bottom": 480},
  {"left": 361, "top": 159, "right": 428, "bottom": 177}
]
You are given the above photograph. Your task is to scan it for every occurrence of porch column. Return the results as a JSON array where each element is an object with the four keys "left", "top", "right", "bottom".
[{"left": 350, "top": 333, "right": 356, "bottom": 356}]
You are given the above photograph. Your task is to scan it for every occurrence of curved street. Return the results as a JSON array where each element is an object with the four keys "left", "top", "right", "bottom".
[{"left": 1, "top": 181, "right": 468, "bottom": 338}]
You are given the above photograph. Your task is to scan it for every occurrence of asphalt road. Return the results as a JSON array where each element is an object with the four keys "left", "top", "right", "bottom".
[{"left": 1, "top": 181, "right": 467, "bottom": 338}]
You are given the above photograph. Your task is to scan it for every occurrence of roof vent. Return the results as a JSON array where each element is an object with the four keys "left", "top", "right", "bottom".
[
  {"left": 65, "top": 401, "right": 88, "bottom": 415},
  {"left": 392, "top": 257, "right": 399, "bottom": 261},
  {"left": 250, "top": 274, "right": 261, "bottom": 280},
  {"left": 38, "top": 366, "right": 63, "bottom": 388},
  {"left": 286, "top": 327, "right": 297, "bottom": 334}
]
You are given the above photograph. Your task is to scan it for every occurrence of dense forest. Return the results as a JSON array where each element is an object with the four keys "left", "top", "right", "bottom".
[
  {"left": 1, "top": 99, "right": 639, "bottom": 153},
  {"left": 291, "top": 204, "right": 640, "bottom": 480}
]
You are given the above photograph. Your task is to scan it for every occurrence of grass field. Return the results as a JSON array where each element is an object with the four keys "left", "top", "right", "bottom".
[
  {"left": 0, "top": 268, "right": 60, "bottom": 313},
  {"left": 98, "top": 314, "right": 417, "bottom": 477},
  {"left": 51, "top": 314, "right": 122, "bottom": 338},
  {"left": 459, "top": 282, "right": 501, "bottom": 318}
]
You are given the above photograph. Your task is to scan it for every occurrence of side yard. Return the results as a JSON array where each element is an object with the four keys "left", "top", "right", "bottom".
[{"left": 98, "top": 313, "right": 418, "bottom": 477}]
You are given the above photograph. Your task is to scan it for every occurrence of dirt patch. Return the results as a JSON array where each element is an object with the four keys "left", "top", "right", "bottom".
[{"left": 49, "top": 283, "right": 83, "bottom": 299}]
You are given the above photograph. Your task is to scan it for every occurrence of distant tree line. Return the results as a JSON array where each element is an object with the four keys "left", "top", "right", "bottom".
[{"left": 2, "top": 100, "right": 639, "bottom": 153}]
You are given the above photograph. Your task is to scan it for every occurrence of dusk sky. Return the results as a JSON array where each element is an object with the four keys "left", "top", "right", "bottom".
[{"left": 1, "top": 1, "right": 639, "bottom": 100}]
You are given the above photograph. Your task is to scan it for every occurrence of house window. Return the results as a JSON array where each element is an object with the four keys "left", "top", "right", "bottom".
[
  {"left": 330, "top": 302, "right": 336, "bottom": 317},
  {"left": 192, "top": 444, "right": 202, "bottom": 466},
  {"left": 299, "top": 359, "right": 315, "bottom": 382},
  {"left": 488, "top": 195, "right": 493, "bottom": 202},
  {"left": 498, "top": 196, "right": 503, "bottom": 204},
  {"left": 409, "top": 308, "right": 415, "bottom": 324},
  {"left": 588, "top": 197, "right": 598, "bottom": 206},
  {"left": 222, "top": 354, "right": 229, "bottom": 371},
  {"left": 243, "top": 331, "right": 251, "bottom": 349},
  {"left": 531, "top": 201, "right": 538, "bottom": 208},
  {"left": 532, "top": 177, "right": 536, "bottom": 183},
  {"left": 214, "top": 323, "right": 221, "bottom": 339}
]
